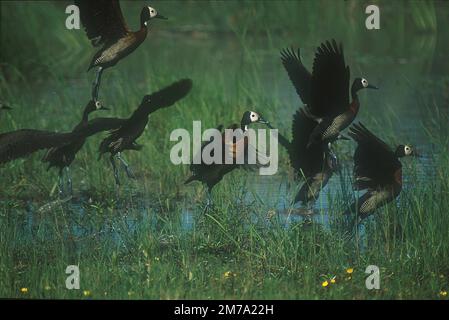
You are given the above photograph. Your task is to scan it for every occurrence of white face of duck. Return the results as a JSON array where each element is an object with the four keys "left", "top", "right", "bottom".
[
  {"left": 148, "top": 6, "right": 158, "bottom": 18},
  {"left": 249, "top": 111, "right": 261, "bottom": 123},
  {"left": 404, "top": 145, "right": 413, "bottom": 156},
  {"left": 361, "top": 78, "right": 369, "bottom": 88}
]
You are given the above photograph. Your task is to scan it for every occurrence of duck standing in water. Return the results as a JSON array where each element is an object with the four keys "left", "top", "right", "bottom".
[
  {"left": 345, "top": 122, "right": 419, "bottom": 222},
  {"left": 75, "top": 0, "right": 167, "bottom": 101}
]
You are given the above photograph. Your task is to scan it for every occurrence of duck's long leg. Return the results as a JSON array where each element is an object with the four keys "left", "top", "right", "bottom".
[
  {"left": 202, "top": 187, "right": 214, "bottom": 213},
  {"left": 92, "top": 66, "right": 104, "bottom": 101},
  {"left": 117, "top": 152, "right": 135, "bottom": 179},
  {"left": 109, "top": 154, "right": 121, "bottom": 186},
  {"left": 58, "top": 168, "right": 65, "bottom": 198},
  {"left": 65, "top": 166, "right": 73, "bottom": 197}
]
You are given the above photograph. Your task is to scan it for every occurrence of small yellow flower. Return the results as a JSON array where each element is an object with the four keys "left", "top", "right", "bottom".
[
  {"left": 330, "top": 277, "right": 336, "bottom": 284},
  {"left": 224, "top": 271, "right": 235, "bottom": 279},
  {"left": 20, "top": 287, "right": 28, "bottom": 294},
  {"left": 322, "top": 280, "right": 329, "bottom": 287},
  {"left": 346, "top": 276, "right": 352, "bottom": 281},
  {"left": 128, "top": 291, "right": 134, "bottom": 296},
  {"left": 44, "top": 285, "right": 51, "bottom": 291},
  {"left": 346, "top": 268, "right": 354, "bottom": 274},
  {"left": 440, "top": 291, "right": 448, "bottom": 297},
  {"left": 83, "top": 290, "right": 91, "bottom": 297}
]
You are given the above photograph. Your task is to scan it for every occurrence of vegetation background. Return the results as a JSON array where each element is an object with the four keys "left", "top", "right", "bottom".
[{"left": 0, "top": 0, "right": 448, "bottom": 299}]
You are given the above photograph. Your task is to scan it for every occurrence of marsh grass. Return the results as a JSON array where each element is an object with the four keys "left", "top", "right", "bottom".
[{"left": 1, "top": 0, "right": 449, "bottom": 299}]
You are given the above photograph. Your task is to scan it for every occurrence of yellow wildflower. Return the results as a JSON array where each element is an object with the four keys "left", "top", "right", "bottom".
[
  {"left": 322, "top": 280, "right": 329, "bottom": 287},
  {"left": 346, "top": 268, "right": 354, "bottom": 274},
  {"left": 330, "top": 277, "right": 336, "bottom": 284},
  {"left": 440, "top": 291, "right": 447, "bottom": 297},
  {"left": 83, "top": 290, "right": 91, "bottom": 297},
  {"left": 224, "top": 271, "right": 235, "bottom": 279},
  {"left": 20, "top": 287, "right": 28, "bottom": 294}
]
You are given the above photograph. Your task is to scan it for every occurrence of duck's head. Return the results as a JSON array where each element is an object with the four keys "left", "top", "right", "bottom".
[
  {"left": 352, "top": 77, "right": 378, "bottom": 94},
  {"left": 141, "top": 6, "right": 167, "bottom": 26},
  {"left": 86, "top": 100, "right": 109, "bottom": 114},
  {"left": 240, "top": 111, "right": 269, "bottom": 131},
  {"left": 395, "top": 144, "right": 419, "bottom": 158}
]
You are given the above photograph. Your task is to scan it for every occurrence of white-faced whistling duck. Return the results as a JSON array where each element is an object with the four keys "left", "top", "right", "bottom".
[
  {"left": 184, "top": 111, "right": 269, "bottom": 208},
  {"left": 267, "top": 41, "right": 354, "bottom": 209},
  {"left": 297, "top": 40, "right": 378, "bottom": 151},
  {"left": 345, "top": 122, "right": 418, "bottom": 222},
  {"left": 98, "top": 79, "right": 192, "bottom": 186},
  {"left": 42, "top": 100, "right": 109, "bottom": 196},
  {"left": 267, "top": 109, "right": 336, "bottom": 211},
  {"left": 75, "top": 0, "right": 167, "bottom": 101}
]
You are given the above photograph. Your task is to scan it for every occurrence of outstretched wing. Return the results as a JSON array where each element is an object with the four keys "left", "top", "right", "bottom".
[
  {"left": 128, "top": 79, "right": 193, "bottom": 122},
  {"left": 0, "top": 129, "right": 76, "bottom": 164},
  {"left": 348, "top": 122, "right": 401, "bottom": 190},
  {"left": 74, "top": 0, "right": 129, "bottom": 46},
  {"left": 280, "top": 47, "right": 312, "bottom": 105},
  {"left": 290, "top": 108, "right": 326, "bottom": 177},
  {"left": 310, "top": 39, "right": 350, "bottom": 118}
]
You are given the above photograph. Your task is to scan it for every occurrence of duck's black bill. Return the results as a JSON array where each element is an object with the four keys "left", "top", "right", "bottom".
[
  {"left": 156, "top": 14, "right": 168, "bottom": 20},
  {"left": 367, "top": 84, "right": 379, "bottom": 89},
  {"left": 257, "top": 117, "right": 270, "bottom": 125}
]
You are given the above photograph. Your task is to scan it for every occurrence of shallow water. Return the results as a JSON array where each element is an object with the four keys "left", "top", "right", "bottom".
[{"left": 1, "top": 1, "right": 448, "bottom": 248}]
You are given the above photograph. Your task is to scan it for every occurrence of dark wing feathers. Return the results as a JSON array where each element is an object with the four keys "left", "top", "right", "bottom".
[
  {"left": 310, "top": 39, "right": 350, "bottom": 118},
  {"left": 290, "top": 108, "right": 326, "bottom": 177},
  {"left": 100, "top": 79, "right": 193, "bottom": 154},
  {"left": 128, "top": 79, "right": 193, "bottom": 123},
  {"left": 0, "top": 130, "right": 78, "bottom": 164},
  {"left": 280, "top": 47, "right": 312, "bottom": 105},
  {"left": 349, "top": 122, "right": 401, "bottom": 190},
  {"left": 74, "top": 0, "right": 129, "bottom": 46}
]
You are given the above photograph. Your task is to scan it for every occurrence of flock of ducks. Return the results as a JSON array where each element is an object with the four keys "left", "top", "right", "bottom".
[{"left": 0, "top": 1, "right": 419, "bottom": 223}]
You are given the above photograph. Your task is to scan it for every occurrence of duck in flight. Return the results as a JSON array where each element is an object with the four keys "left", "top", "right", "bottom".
[
  {"left": 75, "top": 0, "right": 167, "bottom": 101},
  {"left": 266, "top": 40, "right": 366, "bottom": 210},
  {"left": 98, "top": 79, "right": 192, "bottom": 186},
  {"left": 345, "top": 122, "right": 419, "bottom": 222}
]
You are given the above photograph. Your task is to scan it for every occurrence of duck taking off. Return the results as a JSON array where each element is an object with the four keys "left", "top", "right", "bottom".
[
  {"left": 184, "top": 111, "right": 269, "bottom": 207},
  {"left": 43, "top": 100, "right": 109, "bottom": 197},
  {"left": 0, "top": 128, "right": 88, "bottom": 165},
  {"left": 98, "top": 79, "right": 192, "bottom": 186},
  {"left": 295, "top": 40, "right": 378, "bottom": 149},
  {"left": 75, "top": 0, "right": 167, "bottom": 101},
  {"left": 345, "top": 122, "right": 418, "bottom": 222},
  {"left": 267, "top": 41, "right": 360, "bottom": 209}
]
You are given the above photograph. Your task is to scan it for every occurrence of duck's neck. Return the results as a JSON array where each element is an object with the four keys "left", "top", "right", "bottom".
[
  {"left": 139, "top": 20, "right": 149, "bottom": 34},
  {"left": 80, "top": 107, "right": 93, "bottom": 126},
  {"left": 349, "top": 87, "right": 360, "bottom": 114},
  {"left": 241, "top": 124, "right": 248, "bottom": 132}
]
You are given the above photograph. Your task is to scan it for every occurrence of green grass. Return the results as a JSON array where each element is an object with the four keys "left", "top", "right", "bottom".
[{"left": 1, "top": 0, "right": 449, "bottom": 299}]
